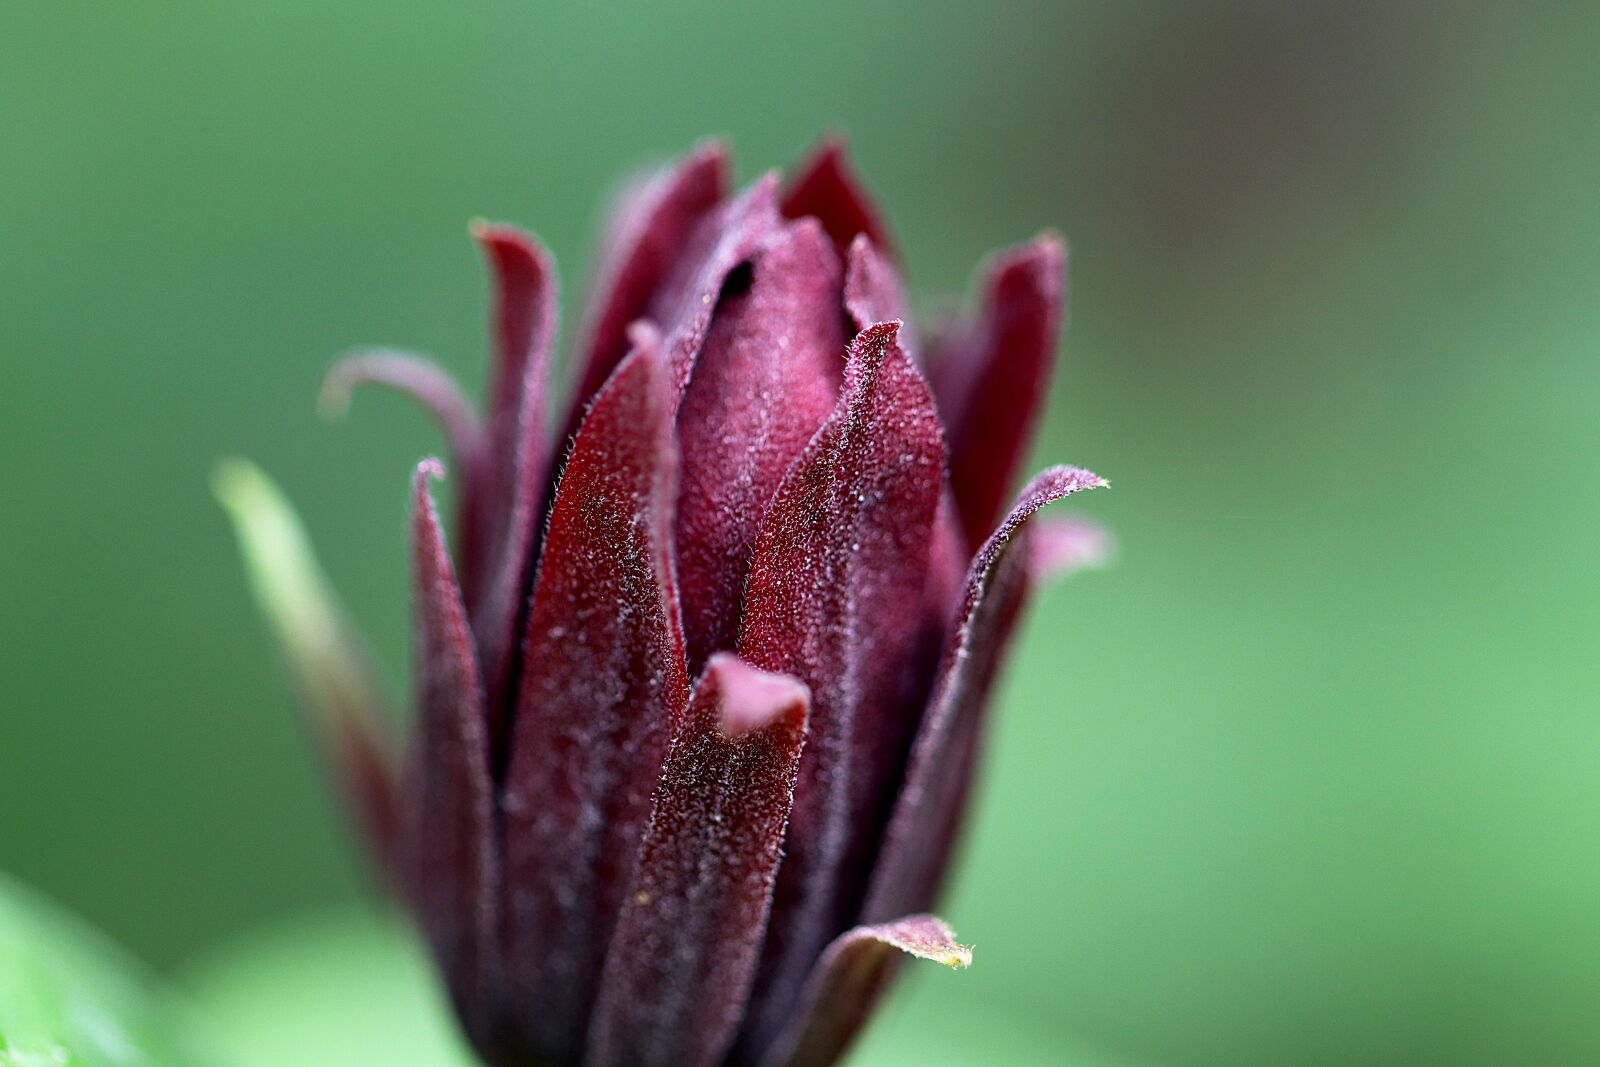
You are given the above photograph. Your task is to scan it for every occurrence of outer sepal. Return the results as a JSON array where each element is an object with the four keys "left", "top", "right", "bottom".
[
  {"left": 404, "top": 460, "right": 497, "bottom": 1042},
  {"left": 865, "top": 466, "right": 1106, "bottom": 922},
  {"left": 757, "top": 915, "right": 970, "bottom": 1067},
  {"left": 213, "top": 459, "right": 402, "bottom": 889}
]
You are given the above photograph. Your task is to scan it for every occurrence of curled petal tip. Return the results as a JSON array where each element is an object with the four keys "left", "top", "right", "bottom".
[
  {"left": 317, "top": 348, "right": 483, "bottom": 448},
  {"left": 1035, "top": 463, "right": 1108, "bottom": 493},
  {"left": 415, "top": 456, "right": 447, "bottom": 483},
  {"left": 705, "top": 654, "right": 810, "bottom": 739},
  {"left": 755, "top": 915, "right": 971, "bottom": 1067},
  {"left": 315, "top": 354, "right": 369, "bottom": 421},
  {"left": 318, "top": 347, "right": 404, "bottom": 419}
]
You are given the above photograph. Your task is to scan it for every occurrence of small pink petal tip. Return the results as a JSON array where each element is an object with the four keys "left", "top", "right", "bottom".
[{"left": 706, "top": 654, "right": 811, "bottom": 739}]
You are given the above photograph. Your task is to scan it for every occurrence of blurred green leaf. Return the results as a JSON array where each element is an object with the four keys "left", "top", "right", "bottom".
[
  {"left": 0, "top": 873, "right": 213, "bottom": 1066},
  {"left": 182, "top": 908, "right": 473, "bottom": 1067},
  {"left": 182, "top": 905, "right": 1140, "bottom": 1067}
]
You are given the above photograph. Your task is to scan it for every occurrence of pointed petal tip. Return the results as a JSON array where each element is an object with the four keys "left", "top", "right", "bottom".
[
  {"left": 212, "top": 457, "right": 339, "bottom": 647},
  {"left": 686, "top": 135, "right": 732, "bottom": 169},
  {"left": 983, "top": 232, "right": 1066, "bottom": 301},
  {"left": 782, "top": 137, "right": 894, "bottom": 259},
  {"left": 877, "top": 914, "right": 973, "bottom": 969},
  {"left": 470, "top": 217, "right": 552, "bottom": 265},
  {"left": 790, "top": 134, "right": 853, "bottom": 179},
  {"left": 1007, "top": 229, "right": 1066, "bottom": 265},
  {"left": 749, "top": 169, "right": 783, "bottom": 202},
  {"left": 1035, "top": 463, "right": 1108, "bottom": 494},
  {"left": 705, "top": 654, "right": 810, "bottom": 739},
  {"left": 855, "top": 318, "right": 904, "bottom": 345},
  {"left": 468, "top": 215, "right": 515, "bottom": 240}
]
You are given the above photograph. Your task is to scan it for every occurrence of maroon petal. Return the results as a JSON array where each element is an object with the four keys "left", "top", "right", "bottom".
[
  {"left": 645, "top": 174, "right": 783, "bottom": 400},
  {"left": 781, "top": 137, "right": 894, "bottom": 262},
  {"left": 213, "top": 459, "right": 403, "bottom": 890},
  {"left": 842, "top": 234, "right": 908, "bottom": 337},
  {"left": 475, "top": 221, "right": 557, "bottom": 477},
  {"left": 932, "top": 235, "right": 1067, "bottom": 552},
  {"left": 735, "top": 321, "right": 945, "bottom": 1056},
  {"left": 500, "top": 341, "right": 690, "bottom": 1062},
  {"left": 757, "top": 916, "right": 970, "bottom": 1067},
  {"left": 467, "top": 222, "right": 558, "bottom": 750},
  {"left": 865, "top": 466, "right": 1106, "bottom": 923},
  {"left": 566, "top": 141, "right": 729, "bottom": 443},
  {"left": 405, "top": 460, "right": 498, "bottom": 1039},
  {"left": 922, "top": 490, "right": 969, "bottom": 638},
  {"left": 585, "top": 655, "right": 809, "bottom": 1067},
  {"left": 675, "top": 219, "right": 846, "bottom": 672}
]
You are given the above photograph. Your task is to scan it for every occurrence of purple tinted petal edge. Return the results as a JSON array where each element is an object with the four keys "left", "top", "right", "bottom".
[
  {"left": 757, "top": 915, "right": 970, "bottom": 1067},
  {"left": 864, "top": 465, "right": 1106, "bottom": 923}
]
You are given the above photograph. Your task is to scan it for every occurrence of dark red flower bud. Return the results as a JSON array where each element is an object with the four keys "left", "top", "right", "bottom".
[{"left": 221, "top": 138, "right": 1107, "bottom": 1067}]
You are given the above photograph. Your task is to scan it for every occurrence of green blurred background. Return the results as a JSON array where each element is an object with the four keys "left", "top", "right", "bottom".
[{"left": 4, "top": 2, "right": 1598, "bottom": 1064}]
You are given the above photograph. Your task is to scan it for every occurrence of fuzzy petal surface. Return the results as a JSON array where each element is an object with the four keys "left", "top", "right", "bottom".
[
  {"left": 404, "top": 461, "right": 497, "bottom": 1041},
  {"left": 500, "top": 342, "right": 689, "bottom": 1062},
  {"left": 675, "top": 219, "right": 846, "bottom": 672},
  {"left": 468, "top": 223, "right": 558, "bottom": 747},
  {"left": 644, "top": 175, "right": 783, "bottom": 401},
  {"left": 567, "top": 141, "right": 729, "bottom": 441},
  {"left": 586, "top": 655, "right": 808, "bottom": 1067},
  {"left": 842, "top": 235, "right": 908, "bottom": 340},
  {"left": 735, "top": 321, "right": 944, "bottom": 1058}
]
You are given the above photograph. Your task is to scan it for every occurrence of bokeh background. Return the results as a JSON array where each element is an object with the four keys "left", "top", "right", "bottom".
[{"left": 4, "top": 2, "right": 1598, "bottom": 1064}]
